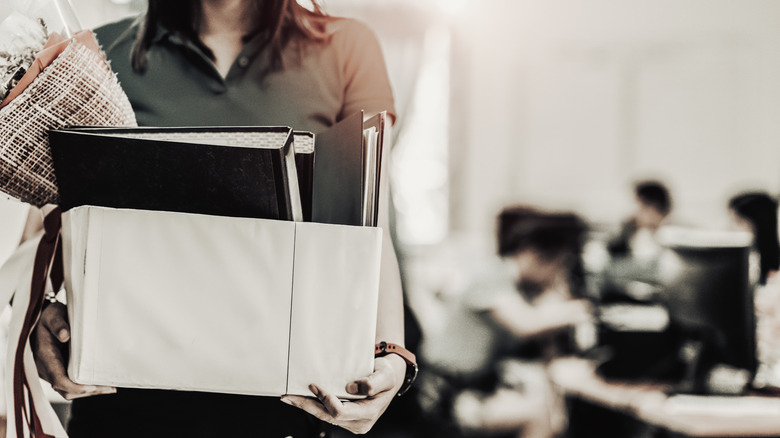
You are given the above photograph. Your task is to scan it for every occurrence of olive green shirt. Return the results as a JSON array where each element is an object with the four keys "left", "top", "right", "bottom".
[{"left": 94, "top": 16, "right": 396, "bottom": 132}]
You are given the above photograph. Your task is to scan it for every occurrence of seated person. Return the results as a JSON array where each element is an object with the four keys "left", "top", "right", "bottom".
[
  {"left": 607, "top": 180, "right": 672, "bottom": 260},
  {"left": 601, "top": 181, "right": 672, "bottom": 301},
  {"left": 729, "top": 192, "right": 780, "bottom": 389},
  {"left": 418, "top": 206, "right": 592, "bottom": 438}
]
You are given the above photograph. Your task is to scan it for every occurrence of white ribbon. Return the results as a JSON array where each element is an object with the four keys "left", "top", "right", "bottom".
[{"left": 1, "top": 233, "right": 68, "bottom": 437}]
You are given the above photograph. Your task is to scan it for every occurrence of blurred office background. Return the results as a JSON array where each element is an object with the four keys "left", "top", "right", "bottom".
[{"left": 3, "top": 0, "right": 780, "bottom": 437}]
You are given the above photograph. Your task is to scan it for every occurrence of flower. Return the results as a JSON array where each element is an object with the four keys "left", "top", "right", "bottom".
[{"left": 0, "top": 12, "right": 48, "bottom": 101}]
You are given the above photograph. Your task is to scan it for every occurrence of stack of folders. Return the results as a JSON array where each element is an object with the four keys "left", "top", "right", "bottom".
[{"left": 50, "top": 110, "right": 387, "bottom": 226}]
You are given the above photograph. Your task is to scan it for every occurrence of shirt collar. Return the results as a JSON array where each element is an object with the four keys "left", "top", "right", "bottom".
[
  {"left": 151, "top": 23, "right": 178, "bottom": 45},
  {"left": 150, "top": 23, "right": 270, "bottom": 60},
  {"left": 150, "top": 22, "right": 268, "bottom": 46}
]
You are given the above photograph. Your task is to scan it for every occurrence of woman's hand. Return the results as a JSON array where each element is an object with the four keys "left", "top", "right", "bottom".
[
  {"left": 281, "top": 354, "right": 406, "bottom": 434},
  {"left": 33, "top": 302, "right": 116, "bottom": 400}
]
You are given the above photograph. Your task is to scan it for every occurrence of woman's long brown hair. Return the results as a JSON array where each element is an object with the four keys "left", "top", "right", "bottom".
[{"left": 131, "top": 0, "right": 330, "bottom": 74}]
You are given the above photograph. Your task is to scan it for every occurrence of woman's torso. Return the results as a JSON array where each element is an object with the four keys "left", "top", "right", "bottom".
[{"left": 66, "top": 15, "right": 395, "bottom": 438}]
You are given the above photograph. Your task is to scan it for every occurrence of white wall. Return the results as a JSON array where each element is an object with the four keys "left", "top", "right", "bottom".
[
  {"left": 0, "top": 0, "right": 140, "bottom": 31},
  {"left": 68, "top": 0, "right": 141, "bottom": 29},
  {"left": 448, "top": 0, "right": 780, "bottom": 240}
]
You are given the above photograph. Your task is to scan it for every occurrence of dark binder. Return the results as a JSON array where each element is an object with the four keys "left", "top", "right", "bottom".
[
  {"left": 293, "top": 131, "right": 315, "bottom": 222},
  {"left": 311, "top": 112, "right": 365, "bottom": 226},
  {"left": 310, "top": 111, "right": 387, "bottom": 227},
  {"left": 49, "top": 126, "right": 302, "bottom": 221}
]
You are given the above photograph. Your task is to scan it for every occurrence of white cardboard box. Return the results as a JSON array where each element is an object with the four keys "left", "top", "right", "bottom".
[{"left": 61, "top": 206, "right": 381, "bottom": 398}]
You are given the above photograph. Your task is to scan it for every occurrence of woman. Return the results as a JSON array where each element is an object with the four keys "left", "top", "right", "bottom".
[
  {"left": 729, "top": 192, "right": 780, "bottom": 285},
  {"left": 32, "top": 1, "right": 408, "bottom": 436}
]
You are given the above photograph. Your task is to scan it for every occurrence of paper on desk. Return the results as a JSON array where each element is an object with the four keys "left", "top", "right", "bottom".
[{"left": 664, "top": 395, "right": 780, "bottom": 416}]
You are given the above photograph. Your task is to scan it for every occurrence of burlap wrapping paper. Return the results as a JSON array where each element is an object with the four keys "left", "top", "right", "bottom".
[{"left": 0, "top": 38, "right": 137, "bottom": 207}]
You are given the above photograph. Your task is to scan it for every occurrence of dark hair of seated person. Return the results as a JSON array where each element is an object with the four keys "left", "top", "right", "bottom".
[
  {"left": 729, "top": 192, "right": 780, "bottom": 284},
  {"left": 636, "top": 180, "right": 672, "bottom": 216},
  {"left": 496, "top": 206, "right": 588, "bottom": 301},
  {"left": 607, "top": 180, "right": 672, "bottom": 257}
]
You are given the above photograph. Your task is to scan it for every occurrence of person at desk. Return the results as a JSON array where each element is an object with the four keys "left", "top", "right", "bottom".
[
  {"left": 729, "top": 192, "right": 780, "bottom": 390},
  {"left": 419, "top": 207, "right": 592, "bottom": 438},
  {"left": 601, "top": 180, "right": 672, "bottom": 302},
  {"left": 607, "top": 180, "right": 672, "bottom": 261}
]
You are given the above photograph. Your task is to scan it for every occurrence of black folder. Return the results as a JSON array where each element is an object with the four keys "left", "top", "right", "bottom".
[
  {"left": 293, "top": 131, "right": 315, "bottom": 223},
  {"left": 49, "top": 126, "right": 302, "bottom": 221},
  {"left": 311, "top": 112, "right": 365, "bottom": 226}
]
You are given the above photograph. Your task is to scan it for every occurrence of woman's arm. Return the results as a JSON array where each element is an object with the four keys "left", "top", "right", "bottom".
[
  {"left": 282, "top": 120, "right": 408, "bottom": 434},
  {"left": 372, "top": 117, "right": 406, "bottom": 346},
  {"left": 19, "top": 206, "right": 43, "bottom": 244}
]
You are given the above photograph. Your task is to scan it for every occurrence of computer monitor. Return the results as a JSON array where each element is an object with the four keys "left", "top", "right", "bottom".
[{"left": 657, "top": 227, "right": 757, "bottom": 389}]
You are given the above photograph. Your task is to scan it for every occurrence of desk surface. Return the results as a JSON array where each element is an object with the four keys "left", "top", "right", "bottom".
[{"left": 549, "top": 358, "right": 780, "bottom": 437}]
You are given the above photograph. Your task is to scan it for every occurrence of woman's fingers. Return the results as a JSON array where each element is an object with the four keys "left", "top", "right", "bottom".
[
  {"left": 52, "top": 379, "right": 117, "bottom": 401},
  {"left": 40, "top": 302, "right": 70, "bottom": 342},
  {"left": 33, "top": 303, "right": 115, "bottom": 400},
  {"left": 283, "top": 385, "right": 354, "bottom": 421},
  {"left": 34, "top": 306, "right": 68, "bottom": 381},
  {"left": 310, "top": 384, "right": 345, "bottom": 416},
  {"left": 280, "top": 355, "right": 408, "bottom": 434},
  {"left": 282, "top": 394, "right": 332, "bottom": 421},
  {"left": 282, "top": 385, "right": 386, "bottom": 434}
]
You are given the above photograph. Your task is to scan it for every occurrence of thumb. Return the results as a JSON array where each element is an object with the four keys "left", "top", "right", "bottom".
[
  {"left": 41, "top": 303, "right": 70, "bottom": 343},
  {"left": 346, "top": 358, "right": 397, "bottom": 397}
]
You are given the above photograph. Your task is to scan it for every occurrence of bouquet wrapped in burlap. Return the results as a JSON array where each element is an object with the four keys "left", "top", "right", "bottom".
[{"left": 0, "top": 10, "right": 137, "bottom": 207}]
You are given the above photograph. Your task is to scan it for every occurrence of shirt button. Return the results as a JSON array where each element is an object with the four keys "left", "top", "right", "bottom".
[
  {"left": 237, "top": 56, "right": 250, "bottom": 68},
  {"left": 210, "top": 83, "right": 227, "bottom": 95}
]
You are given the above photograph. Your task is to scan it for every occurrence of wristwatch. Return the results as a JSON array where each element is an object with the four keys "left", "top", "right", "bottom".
[{"left": 375, "top": 341, "right": 418, "bottom": 396}]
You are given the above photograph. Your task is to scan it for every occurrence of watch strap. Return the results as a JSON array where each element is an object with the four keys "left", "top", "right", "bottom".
[
  {"left": 374, "top": 341, "right": 416, "bottom": 365},
  {"left": 375, "top": 342, "right": 418, "bottom": 396}
]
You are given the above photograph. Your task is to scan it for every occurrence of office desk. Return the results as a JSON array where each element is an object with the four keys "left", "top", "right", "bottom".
[{"left": 549, "top": 358, "right": 780, "bottom": 437}]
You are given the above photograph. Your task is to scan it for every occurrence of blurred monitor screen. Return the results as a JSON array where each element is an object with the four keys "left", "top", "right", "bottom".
[{"left": 657, "top": 227, "right": 757, "bottom": 375}]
